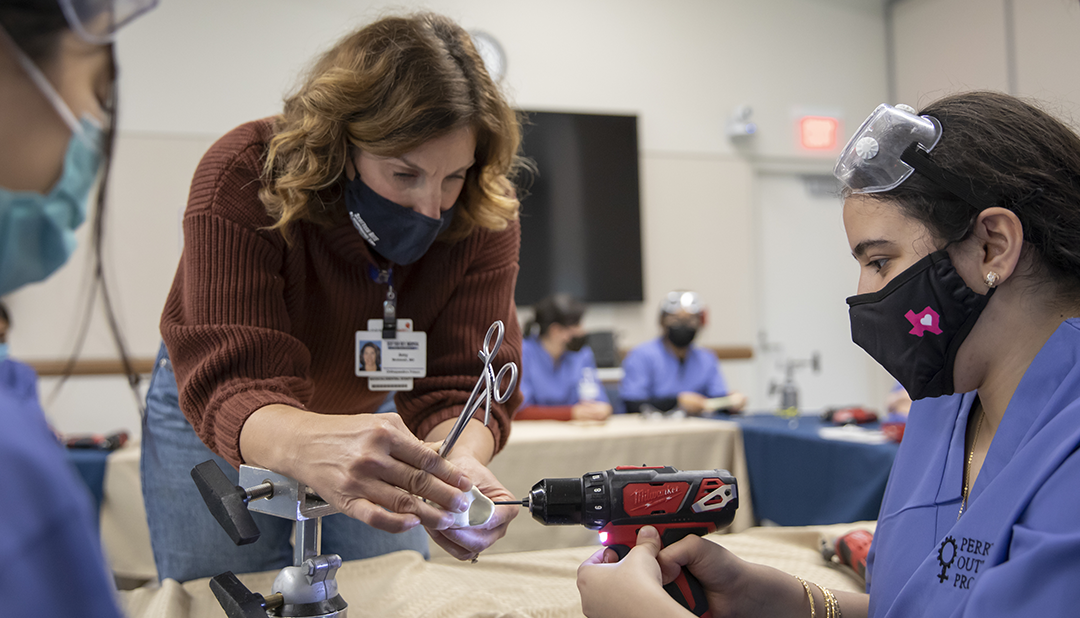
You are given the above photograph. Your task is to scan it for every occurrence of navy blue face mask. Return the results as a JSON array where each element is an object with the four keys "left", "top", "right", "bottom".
[
  {"left": 345, "top": 176, "right": 455, "bottom": 265},
  {"left": 846, "top": 250, "right": 993, "bottom": 400}
]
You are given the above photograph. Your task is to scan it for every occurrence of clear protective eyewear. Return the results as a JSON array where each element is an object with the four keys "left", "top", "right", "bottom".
[
  {"left": 834, "top": 104, "right": 941, "bottom": 193},
  {"left": 661, "top": 290, "right": 703, "bottom": 315},
  {"left": 834, "top": 103, "right": 991, "bottom": 211},
  {"left": 58, "top": 0, "right": 159, "bottom": 44}
]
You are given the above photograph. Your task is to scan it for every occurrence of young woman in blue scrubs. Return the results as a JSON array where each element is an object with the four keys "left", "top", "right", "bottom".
[
  {"left": 516, "top": 293, "right": 612, "bottom": 421},
  {"left": 577, "top": 92, "right": 1080, "bottom": 617},
  {"left": 0, "top": 0, "right": 156, "bottom": 614}
]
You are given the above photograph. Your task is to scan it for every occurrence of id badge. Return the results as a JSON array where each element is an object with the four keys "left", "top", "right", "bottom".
[{"left": 357, "top": 318, "right": 427, "bottom": 391}]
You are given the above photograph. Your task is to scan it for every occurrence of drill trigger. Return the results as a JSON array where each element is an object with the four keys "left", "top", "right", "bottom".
[{"left": 608, "top": 544, "right": 631, "bottom": 561}]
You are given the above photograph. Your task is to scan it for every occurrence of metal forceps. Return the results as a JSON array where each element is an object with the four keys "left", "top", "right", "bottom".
[{"left": 438, "top": 320, "right": 518, "bottom": 458}]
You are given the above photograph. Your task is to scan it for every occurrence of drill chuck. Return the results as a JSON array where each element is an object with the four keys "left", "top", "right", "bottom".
[{"left": 527, "top": 476, "right": 587, "bottom": 525}]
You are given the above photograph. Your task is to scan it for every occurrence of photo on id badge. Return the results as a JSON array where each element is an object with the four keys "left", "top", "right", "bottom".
[{"left": 357, "top": 340, "right": 383, "bottom": 374}]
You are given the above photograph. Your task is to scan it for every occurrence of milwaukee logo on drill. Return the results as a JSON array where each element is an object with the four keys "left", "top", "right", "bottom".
[{"left": 624, "top": 482, "right": 689, "bottom": 516}]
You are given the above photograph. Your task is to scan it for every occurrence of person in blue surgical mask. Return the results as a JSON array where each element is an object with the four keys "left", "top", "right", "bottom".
[
  {"left": 0, "top": 0, "right": 157, "bottom": 614},
  {"left": 141, "top": 12, "right": 526, "bottom": 583},
  {"left": 577, "top": 92, "right": 1080, "bottom": 618},
  {"left": 619, "top": 291, "right": 747, "bottom": 415}
]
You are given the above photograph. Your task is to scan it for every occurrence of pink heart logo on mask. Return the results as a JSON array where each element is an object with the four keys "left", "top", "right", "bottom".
[{"left": 905, "top": 307, "right": 943, "bottom": 337}]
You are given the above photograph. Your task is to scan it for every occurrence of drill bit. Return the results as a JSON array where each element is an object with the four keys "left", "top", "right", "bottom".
[{"left": 493, "top": 498, "right": 529, "bottom": 506}]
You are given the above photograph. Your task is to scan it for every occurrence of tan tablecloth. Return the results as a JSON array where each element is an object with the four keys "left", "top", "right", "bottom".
[
  {"left": 99, "top": 442, "right": 155, "bottom": 581},
  {"left": 121, "top": 522, "right": 873, "bottom": 618},
  {"left": 101, "top": 416, "right": 752, "bottom": 578}
]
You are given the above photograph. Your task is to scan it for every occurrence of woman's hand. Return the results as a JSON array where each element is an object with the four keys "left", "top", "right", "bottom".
[
  {"left": 727, "top": 392, "right": 748, "bottom": 412},
  {"left": 425, "top": 449, "right": 519, "bottom": 559},
  {"left": 422, "top": 416, "right": 518, "bottom": 559},
  {"left": 658, "top": 535, "right": 826, "bottom": 618},
  {"left": 572, "top": 401, "right": 613, "bottom": 421},
  {"left": 677, "top": 391, "right": 708, "bottom": 414},
  {"left": 578, "top": 526, "right": 829, "bottom": 618},
  {"left": 577, "top": 526, "right": 689, "bottom": 618},
  {"left": 239, "top": 405, "right": 473, "bottom": 534}
]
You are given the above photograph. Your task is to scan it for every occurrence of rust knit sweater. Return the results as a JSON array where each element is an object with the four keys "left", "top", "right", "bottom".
[{"left": 160, "top": 119, "right": 523, "bottom": 468}]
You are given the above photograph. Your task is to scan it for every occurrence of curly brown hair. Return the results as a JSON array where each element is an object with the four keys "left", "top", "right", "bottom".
[{"left": 261, "top": 12, "right": 523, "bottom": 243}]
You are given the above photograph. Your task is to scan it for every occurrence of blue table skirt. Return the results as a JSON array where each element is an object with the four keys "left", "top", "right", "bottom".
[
  {"left": 725, "top": 414, "right": 900, "bottom": 526},
  {"left": 65, "top": 448, "right": 110, "bottom": 528}
]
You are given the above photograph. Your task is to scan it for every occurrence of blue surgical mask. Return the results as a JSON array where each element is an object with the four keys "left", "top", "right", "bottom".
[
  {"left": 0, "top": 343, "right": 9, "bottom": 361},
  {"left": 345, "top": 175, "right": 455, "bottom": 265},
  {"left": 0, "top": 25, "right": 104, "bottom": 295}
]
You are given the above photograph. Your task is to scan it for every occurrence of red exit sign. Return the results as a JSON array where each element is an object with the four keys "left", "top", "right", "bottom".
[{"left": 799, "top": 115, "right": 839, "bottom": 150}]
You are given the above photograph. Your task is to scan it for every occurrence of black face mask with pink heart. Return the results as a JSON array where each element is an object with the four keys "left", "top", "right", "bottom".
[{"left": 846, "top": 250, "right": 994, "bottom": 400}]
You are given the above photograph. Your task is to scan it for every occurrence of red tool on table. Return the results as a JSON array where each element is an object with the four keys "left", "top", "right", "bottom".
[
  {"left": 497, "top": 466, "right": 738, "bottom": 617},
  {"left": 821, "top": 528, "right": 873, "bottom": 582}
]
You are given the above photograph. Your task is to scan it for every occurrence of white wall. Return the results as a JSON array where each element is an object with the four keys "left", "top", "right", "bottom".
[
  {"left": 10, "top": 0, "right": 903, "bottom": 434},
  {"left": 893, "top": 0, "right": 1080, "bottom": 121}
]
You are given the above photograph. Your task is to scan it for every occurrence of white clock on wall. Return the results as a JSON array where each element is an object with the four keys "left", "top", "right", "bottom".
[{"left": 470, "top": 30, "right": 506, "bottom": 83}]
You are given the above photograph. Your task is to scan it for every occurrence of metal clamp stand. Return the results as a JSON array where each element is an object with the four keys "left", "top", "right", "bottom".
[
  {"left": 191, "top": 461, "right": 348, "bottom": 618},
  {"left": 768, "top": 352, "right": 821, "bottom": 416}
]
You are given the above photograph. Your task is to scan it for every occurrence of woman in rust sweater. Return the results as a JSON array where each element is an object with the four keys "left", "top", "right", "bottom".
[{"left": 142, "top": 13, "right": 525, "bottom": 582}]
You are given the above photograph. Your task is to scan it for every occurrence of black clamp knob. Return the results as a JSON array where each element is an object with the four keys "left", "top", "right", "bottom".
[
  {"left": 191, "top": 460, "right": 270, "bottom": 546},
  {"left": 209, "top": 571, "right": 284, "bottom": 618}
]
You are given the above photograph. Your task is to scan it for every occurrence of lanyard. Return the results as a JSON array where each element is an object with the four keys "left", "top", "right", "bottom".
[{"left": 368, "top": 265, "right": 397, "bottom": 339}]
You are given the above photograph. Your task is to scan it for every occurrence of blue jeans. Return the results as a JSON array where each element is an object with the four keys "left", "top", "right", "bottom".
[{"left": 141, "top": 343, "right": 428, "bottom": 583}]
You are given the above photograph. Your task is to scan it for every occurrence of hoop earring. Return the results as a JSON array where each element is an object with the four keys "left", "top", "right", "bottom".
[{"left": 984, "top": 271, "right": 1000, "bottom": 288}]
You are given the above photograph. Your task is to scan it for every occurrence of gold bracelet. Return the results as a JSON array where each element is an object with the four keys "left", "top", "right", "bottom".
[
  {"left": 794, "top": 576, "right": 816, "bottom": 618},
  {"left": 814, "top": 583, "right": 841, "bottom": 618}
]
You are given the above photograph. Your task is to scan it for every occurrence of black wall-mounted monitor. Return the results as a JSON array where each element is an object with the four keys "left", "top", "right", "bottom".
[{"left": 514, "top": 111, "right": 644, "bottom": 307}]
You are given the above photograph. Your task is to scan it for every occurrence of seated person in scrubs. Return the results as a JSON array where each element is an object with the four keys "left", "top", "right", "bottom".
[
  {"left": 515, "top": 293, "right": 612, "bottom": 421},
  {"left": 0, "top": 0, "right": 157, "bottom": 614},
  {"left": 0, "top": 302, "right": 39, "bottom": 403},
  {"left": 578, "top": 93, "right": 1080, "bottom": 617},
  {"left": 619, "top": 290, "right": 746, "bottom": 414}
]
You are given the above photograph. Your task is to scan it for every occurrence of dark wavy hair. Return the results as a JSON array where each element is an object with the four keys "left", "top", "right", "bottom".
[
  {"left": 526, "top": 293, "right": 586, "bottom": 338},
  {"left": 855, "top": 92, "right": 1080, "bottom": 303}
]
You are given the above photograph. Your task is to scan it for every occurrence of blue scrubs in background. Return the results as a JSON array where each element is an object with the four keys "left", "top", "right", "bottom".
[
  {"left": 0, "top": 388, "right": 123, "bottom": 616},
  {"left": 519, "top": 336, "right": 608, "bottom": 407},
  {"left": 867, "top": 319, "right": 1080, "bottom": 616},
  {"left": 619, "top": 337, "right": 728, "bottom": 404},
  {"left": 0, "top": 357, "right": 39, "bottom": 404}
]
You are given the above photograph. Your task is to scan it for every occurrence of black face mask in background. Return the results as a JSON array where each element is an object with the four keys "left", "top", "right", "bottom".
[
  {"left": 566, "top": 334, "right": 588, "bottom": 353},
  {"left": 666, "top": 324, "right": 698, "bottom": 349},
  {"left": 846, "top": 250, "right": 993, "bottom": 400}
]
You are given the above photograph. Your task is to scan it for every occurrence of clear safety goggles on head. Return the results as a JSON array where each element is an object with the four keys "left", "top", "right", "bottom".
[
  {"left": 661, "top": 291, "right": 703, "bottom": 315},
  {"left": 58, "top": 0, "right": 159, "bottom": 44},
  {"left": 833, "top": 103, "right": 990, "bottom": 211}
]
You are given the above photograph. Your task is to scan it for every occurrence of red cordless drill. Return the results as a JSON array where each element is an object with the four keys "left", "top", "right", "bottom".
[{"left": 499, "top": 466, "right": 738, "bottom": 617}]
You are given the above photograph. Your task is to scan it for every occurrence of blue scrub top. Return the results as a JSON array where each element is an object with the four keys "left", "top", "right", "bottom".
[
  {"left": 618, "top": 337, "right": 728, "bottom": 402},
  {"left": 0, "top": 358, "right": 39, "bottom": 404},
  {"left": 519, "top": 336, "right": 608, "bottom": 407},
  {"left": 0, "top": 386, "right": 123, "bottom": 616},
  {"left": 867, "top": 318, "right": 1080, "bottom": 617}
]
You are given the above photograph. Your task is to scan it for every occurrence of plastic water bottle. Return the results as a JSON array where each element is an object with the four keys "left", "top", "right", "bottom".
[{"left": 578, "top": 367, "right": 601, "bottom": 402}]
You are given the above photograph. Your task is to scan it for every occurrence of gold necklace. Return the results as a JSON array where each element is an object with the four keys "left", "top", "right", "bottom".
[{"left": 958, "top": 409, "right": 984, "bottom": 519}]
